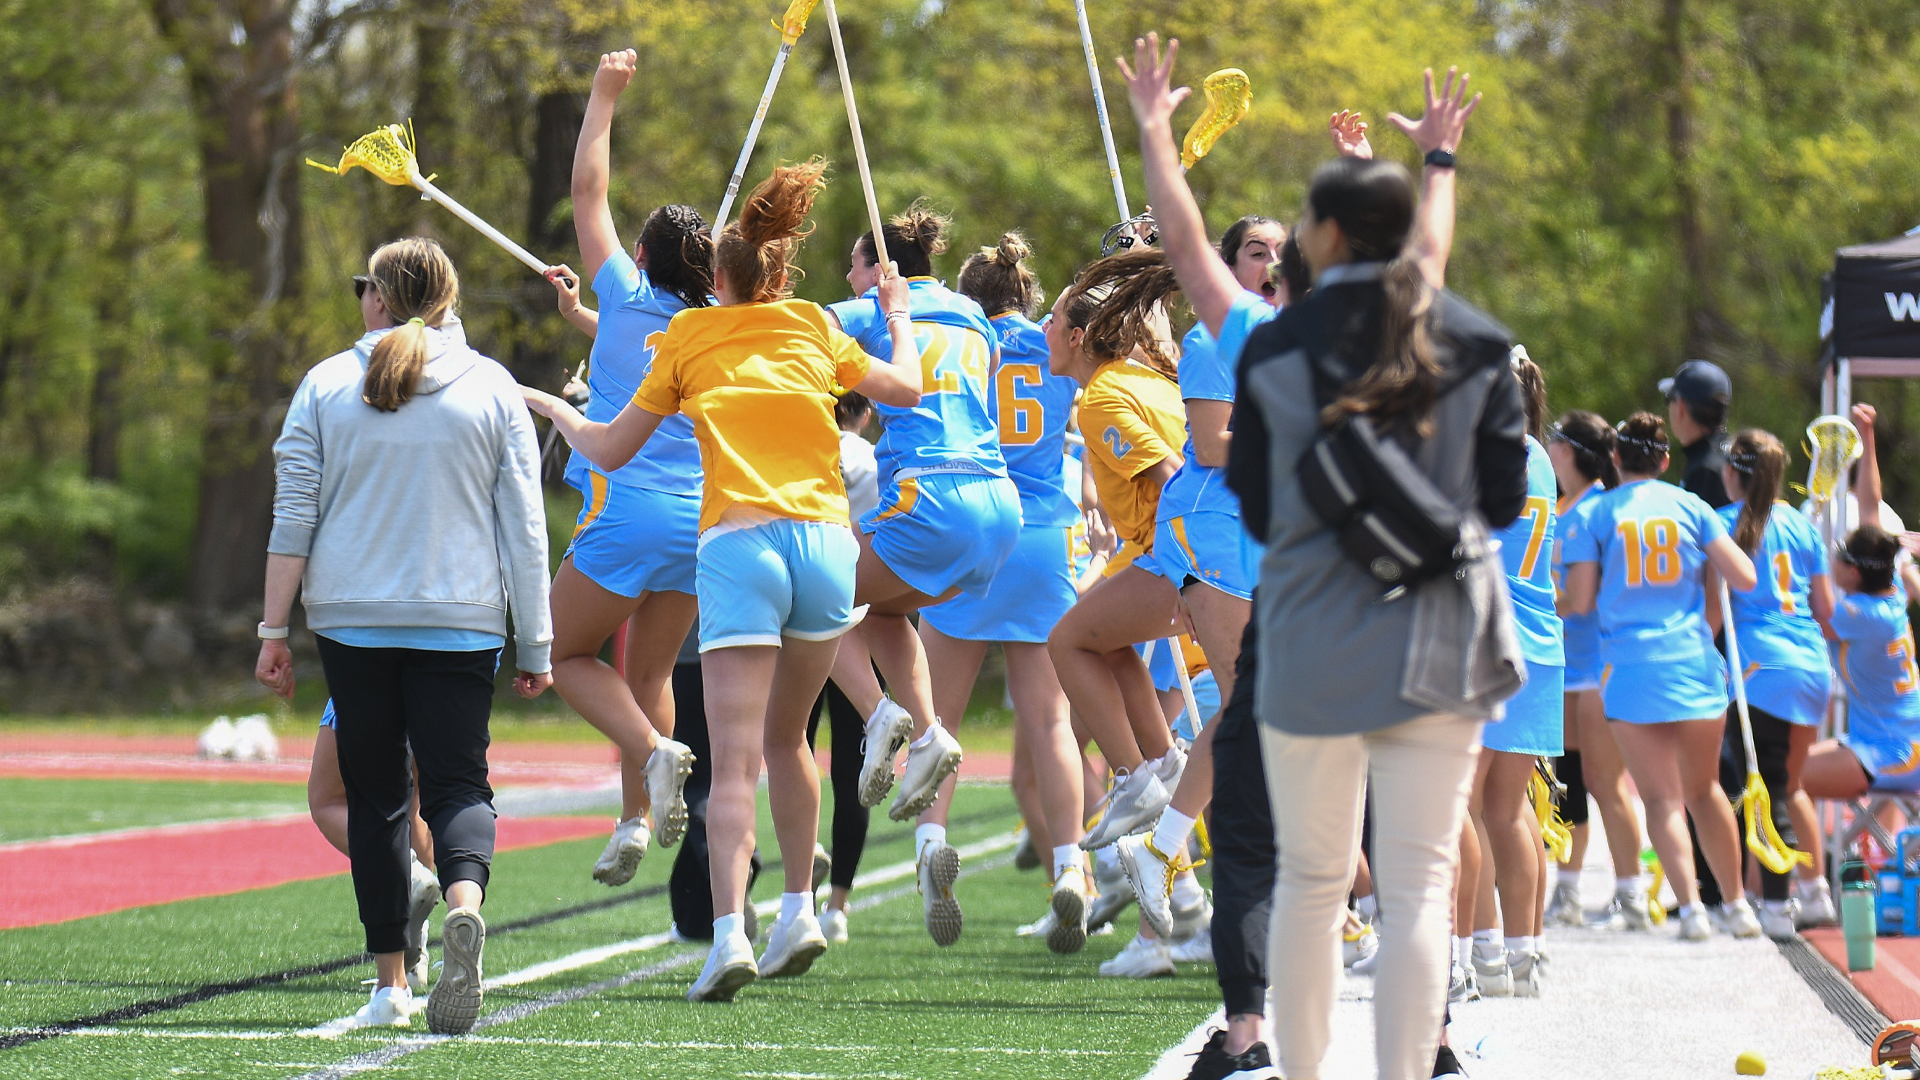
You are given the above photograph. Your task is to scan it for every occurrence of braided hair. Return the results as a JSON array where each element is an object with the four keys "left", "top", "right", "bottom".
[{"left": 639, "top": 204, "right": 715, "bottom": 309}]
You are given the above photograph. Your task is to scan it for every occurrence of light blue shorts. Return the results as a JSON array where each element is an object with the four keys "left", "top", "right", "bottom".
[
  {"left": 1136, "top": 636, "right": 1182, "bottom": 693},
  {"left": 921, "top": 524, "right": 1078, "bottom": 644},
  {"left": 320, "top": 699, "right": 336, "bottom": 729},
  {"left": 1563, "top": 622, "right": 1602, "bottom": 692},
  {"left": 1601, "top": 652, "right": 1730, "bottom": 725},
  {"left": 1841, "top": 732, "right": 1920, "bottom": 790},
  {"left": 695, "top": 519, "right": 860, "bottom": 652},
  {"left": 1170, "top": 669, "right": 1221, "bottom": 743},
  {"left": 1484, "top": 661, "right": 1565, "bottom": 755},
  {"left": 567, "top": 476, "right": 699, "bottom": 598},
  {"left": 1739, "top": 664, "right": 1831, "bottom": 727},
  {"left": 1146, "top": 511, "right": 1254, "bottom": 601},
  {"left": 862, "top": 471, "right": 1021, "bottom": 599}
]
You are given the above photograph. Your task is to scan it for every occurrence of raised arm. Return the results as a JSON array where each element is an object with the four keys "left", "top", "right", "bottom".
[
  {"left": 523, "top": 389, "right": 663, "bottom": 474},
  {"left": 1118, "top": 34, "right": 1241, "bottom": 337},
  {"left": 1387, "top": 68, "right": 1479, "bottom": 290},
  {"left": 1853, "top": 402, "right": 1883, "bottom": 531},
  {"left": 546, "top": 265, "right": 599, "bottom": 340},
  {"left": 573, "top": 50, "right": 638, "bottom": 282}
]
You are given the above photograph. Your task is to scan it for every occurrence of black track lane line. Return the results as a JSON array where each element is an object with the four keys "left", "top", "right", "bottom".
[{"left": 1, "top": 804, "right": 1015, "bottom": 1050}]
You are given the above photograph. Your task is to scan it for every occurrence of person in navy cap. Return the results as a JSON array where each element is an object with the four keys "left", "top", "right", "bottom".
[{"left": 1662, "top": 359, "right": 1733, "bottom": 509}]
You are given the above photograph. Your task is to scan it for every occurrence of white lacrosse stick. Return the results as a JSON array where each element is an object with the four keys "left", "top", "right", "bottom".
[
  {"left": 715, "top": 0, "right": 824, "bottom": 228},
  {"left": 1805, "top": 414, "right": 1863, "bottom": 512},
  {"left": 820, "top": 0, "right": 891, "bottom": 269},
  {"left": 1072, "top": 0, "right": 1130, "bottom": 222}
]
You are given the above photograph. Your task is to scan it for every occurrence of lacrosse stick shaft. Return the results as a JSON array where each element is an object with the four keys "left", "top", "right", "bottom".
[
  {"left": 1072, "top": 0, "right": 1130, "bottom": 222},
  {"left": 415, "top": 177, "right": 550, "bottom": 275},
  {"left": 716, "top": 43, "right": 798, "bottom": 228},
  {"left": 820, "top": 0, "right": 890, "bottom": 270},
  {"left": 1168, "top": 636, "right": 1203, "bottom": 740},
  {"left": 1718, "top": 578, "right": 1761, "bottom": 768}
]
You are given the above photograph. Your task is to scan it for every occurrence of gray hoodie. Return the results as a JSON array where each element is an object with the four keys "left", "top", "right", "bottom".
[{"left": 268, "top": 318, "right": 554, "bottom": 672}]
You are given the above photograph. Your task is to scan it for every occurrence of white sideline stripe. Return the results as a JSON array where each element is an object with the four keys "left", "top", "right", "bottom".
[
  {"left": 1136, "top": 1007, "right": 1225, "bottom": 1080},
  {"left": 29, "top": 1027, "right": 1119, "bottom": 1056},
  {"left": 0, "top": 812, "right": 310, "bottom": 852}
]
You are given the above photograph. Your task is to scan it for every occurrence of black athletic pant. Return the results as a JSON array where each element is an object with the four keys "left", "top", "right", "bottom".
[
  {"left": 807, "top": 680, "right": 871, "bottom": 890},
  {"left": 316, "top": 638, "right": 499, "bottom": 955},
  {"left": 668, "top": 657, "right": 762, "bottom": 935},
  {"left": 1697, "top": 705, "right": 1798, "bottom": 905},
  {"left": 1211, "top": 592, "right": 1273, "bottom": 1018}
]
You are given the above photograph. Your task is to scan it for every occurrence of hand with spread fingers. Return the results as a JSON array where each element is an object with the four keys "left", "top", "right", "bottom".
[{"left": 1388, "top": 66, "right": 1481, "bottom": 155}]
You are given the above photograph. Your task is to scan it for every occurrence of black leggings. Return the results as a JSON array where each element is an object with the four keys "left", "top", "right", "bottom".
[
  {"left": 316, "top": 638, "right": 499, "bottom": 955},
  {"left": 807, "top": 680, "right": 871, "bottom": 890},
  {"left": 1696, "top": 705, "right": 1799, "bottom": 905},
  {"left": 1211, "top": 602, "right": 1272, "bottom": 1018}
]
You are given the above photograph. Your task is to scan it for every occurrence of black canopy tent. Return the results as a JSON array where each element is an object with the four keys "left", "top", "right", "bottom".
[{"left": 1821, "top": 230, "right": 1920, "bottom": 414}]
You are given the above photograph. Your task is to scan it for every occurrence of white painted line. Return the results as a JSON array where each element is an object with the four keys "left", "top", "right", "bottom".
[
  {"left": 0, "top": 812, "right": 311, "bottom": 852},
  {"left": 30, "top": 1026, "right": 1119, "bottom": 1056},
  {"left": 1137, "top": 1007, "right": 1224, "bottom": 1080}
]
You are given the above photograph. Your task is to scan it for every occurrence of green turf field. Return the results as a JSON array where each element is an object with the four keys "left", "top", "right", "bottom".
[
  {"left": 0, "top": 777, "right": 309, "bottom": 843},
  {"left": 1, "top": 779, "right": 1212, "bottom": 1079}
]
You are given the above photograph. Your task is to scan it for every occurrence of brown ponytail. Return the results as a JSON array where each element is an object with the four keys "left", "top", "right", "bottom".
[
  {"left": 858, "top": 199, "right": 949, "bottom": 279},
  {"left": 1615, "top": 411, "right": 1670, "bottom": 476},
  {"left": 1510, "top": 348, "right": 1548, "bottom": 444},
  {"left": 714, "top": 158, "right": 829, "bottom": 303},
  {"left": 1554, "top": 410, "right": 1619, "bottom": 489},
  {"left": 1060, "top": 249, "right": 1181, "bottom": 380},
  {"left": 957, "top": 231, "right": 1042, "bottom": 318},
  {"left": 363, "top": 238, "right": 459, "bottom": 412},
  {"left": 1729, "top": 429, "right": 1788, "bottom": 555}
]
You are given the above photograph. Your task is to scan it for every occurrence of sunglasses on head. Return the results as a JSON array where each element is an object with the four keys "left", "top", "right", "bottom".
[{"left": 353, "top": 275, "right": 373, "bottom": 300}]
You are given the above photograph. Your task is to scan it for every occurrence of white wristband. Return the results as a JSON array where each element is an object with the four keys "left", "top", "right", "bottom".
[
  {"left": 257, "top": 623, "right": 289, "bottom": 641},
  {"left": 885, "top": 310, "right": 911, "bottom": 323}
]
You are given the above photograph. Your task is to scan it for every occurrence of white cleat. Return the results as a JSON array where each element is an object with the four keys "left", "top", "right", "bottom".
[
  {"left": 1017, "top": 909, "right": 1056, "bottom": 939},
  {"left": 1472, "top": 951, "right": 1512, "bottom": 997},
  {"left": 1760, "top": 899, "right": 1801, "bottom": 941},
  {"left": 1087, "top": 853, "right": 1135, "bottom": 931},
  {"left": 918, "top": 840, "right": 963, "bottom": 946},
  {"left": 646, "top": 739, "right": 696, "bottom": 848},
  {"left": 592, "top": 816, "right": 652, "bottom": 887},
  {"left": 1343, "top": 921, "right": 1379, "bottom": 969},
  {"left": 1678, "top": 907, "right": 1713, "bottom": 942},
  {"left": 856, "top": 699, "right": 914, "bottom": 808},
  {"left": 425, "top": 907, "right": 485, "bottom": 1035},
  {"left": 341, "top": 985, "right": 413, "bottom": 1029},
  {"left": 1170, "top": 894, "right": 1211, "bottom": 942},
  {"left": 1720, "top": 900, "right": 1764, "bottom": 940},
  {"left": 1448, "top": 962, "right": 1479, "bottom": 1003},
  {"left": 1508, "top": 950, "right": 1544, "bottom": 997},
  {"left": 1544, "top": 881, "right": 1584, "bottom": 928},
  {"left": 1099, "top": 933, "right": 1174, "bottom": 978},
  {"left": 1047, "top": 865, "right": 1091, "bottom": 955},
  {"left": 890, "top": 724, "right": 963, "bottom": 821},
  {"left": 811, "top": 844, "right": 833, "bottom": 894},
  {"left": 1796, "top": 876, "right": 1838, "bottom": 928},
  {"left": 687, "top": 931, "right": 758, "bottom": 1002},
  {"left": 1603, "top": 886, "right": 1653, "bottom": 931},
  {"left": 1148, "top": 744, "right": 1188, "bottom": 792},
  {"left": 1169, "top": 927, "right": 1214, "bottom": 964},
  {"left": 404, "top": 855, "right": 441, "bottom": 994},
  {"left": 758, "top": 912, "right": 829, "bottom": 979},
  {"left": 1115, "top": 835, "right": 1177, "bottom": 938},
  {"left": 1079, "top": 770, "right": 1171, "bottom": 851},
  {"left": 820, "top": 908, "right": 849, "bottom": 944}
]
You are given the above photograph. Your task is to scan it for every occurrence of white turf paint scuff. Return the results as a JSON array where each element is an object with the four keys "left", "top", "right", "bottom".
[{"left": 1140, "top": 804, "right": 1866, "bottom": 1080}]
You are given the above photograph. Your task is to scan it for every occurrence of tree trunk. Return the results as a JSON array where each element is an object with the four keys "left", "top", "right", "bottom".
[
  {"left": 410, "top": 2, "right": 456, "bottom": 238},
  {"left": 507, "top": 90, "right": 585, "bottom": 395},
  {"left": 149, "top": 0, "right": 306, "bottom": 611},
  {"left": 89, "top": 177, "right": 139, "bottom": 489}
]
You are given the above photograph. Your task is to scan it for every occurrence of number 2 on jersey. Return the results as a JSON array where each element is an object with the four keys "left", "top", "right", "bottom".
[
  {"left": 1617, "top": 517, "right": 1683, "bottom": 586},
  {"left": 996, "top": 363, "right": 1045, "bottom": 446},
  {"left": 916, "top": 324, "right": 989, "bottom": 398}
]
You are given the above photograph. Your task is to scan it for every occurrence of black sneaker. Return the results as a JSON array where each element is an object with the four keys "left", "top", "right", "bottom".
[
  {"left": 1433, "top": 1043, "right": 1469, "bottom": 1078},
  {"left": 1185, "top": 1028, "right": 1279, "bottom": 1080}
]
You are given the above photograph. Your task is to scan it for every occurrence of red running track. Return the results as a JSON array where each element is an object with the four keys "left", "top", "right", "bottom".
[{"left": 0, "top": 815, "right": 611, "bottom": 931}]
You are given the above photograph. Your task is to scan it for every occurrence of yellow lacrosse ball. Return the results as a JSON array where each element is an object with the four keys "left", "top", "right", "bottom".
[{"left": 1734, "top": 1049, "right": 1766, "bottom": 1075}]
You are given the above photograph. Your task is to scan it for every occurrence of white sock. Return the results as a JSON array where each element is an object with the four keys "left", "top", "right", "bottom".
[
  {"left": 1471, "top": 927, "right": 1502, "bottom": 957},
  {"left": 910, "top": 725, "right": 939, "bottom": 749},
  {"left": 1616, "top": 875, "right": 1641, "bottom": 894},
  {"left": 713, "top": 912, "right": 745, "bottom": 943},
  {"left": 780, "top": 891, "right": 810, "bottom": 923},
  {"left": 1506, "top": 934, "right": 1536, "bottom": 956},
  {"left": 1170, "top": 871, "right": 1205, "bottom": 909},
  {"left": 1557, "top": 867, "right": 1582, "bottom": 889},
  {"left": 1356, "top": 895, "right": 1378, "bottom": 921},
  {"left": 1677, "top": 902, "right": 1703, "bottom": 920},
  {"left": 1454, "top": 936, "right": 1473, "bottom": 967},
  {"left": 915, "top": 823, "right": 946, "bottom": 859},
  {"left": 1052, "top": 845, "right": 1082, "bottom": 882},
  {"left": 1150, "top": 808, "right": 1198, "bottom": 861}
]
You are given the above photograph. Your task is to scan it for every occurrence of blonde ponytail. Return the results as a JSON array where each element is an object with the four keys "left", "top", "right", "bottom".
[{"left": 362, "top": 238, "right": 460, "bottom": 412}]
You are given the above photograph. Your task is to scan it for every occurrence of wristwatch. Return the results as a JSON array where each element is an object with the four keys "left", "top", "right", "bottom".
[
  {"left": 1424, "top": 148, "right": 1457, "bottom": 170},
  {"left": 257, "top": 623, "right": 289, "bottom": 641}
]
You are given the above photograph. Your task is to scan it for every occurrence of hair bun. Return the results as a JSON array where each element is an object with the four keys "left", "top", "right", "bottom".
[
  {"left": 994, "top": 232, "right": 1031, "bottom": 268},
  {"left": 891, "top": 200, "right": 951, "bottom": 257}
]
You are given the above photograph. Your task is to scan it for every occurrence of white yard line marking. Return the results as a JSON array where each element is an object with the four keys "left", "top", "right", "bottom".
[
  {"left": 0, "top": 812, "right": 311, "bottom": 852},
  {"left": 1137, "top": 1007, "right": 1224, "bottom": 1080},
  {"left": 25, "top": 1027, "right": 1120, "bottom": 1056}
]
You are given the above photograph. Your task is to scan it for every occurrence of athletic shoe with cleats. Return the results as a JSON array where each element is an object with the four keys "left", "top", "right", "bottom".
[
  {"left": 687, "top": 931, "right": 757, "bottom": 1002},
  {"left": 1079, "top": 769, "right": 1171, "bottom": 850},
  {"left": 1720, "top": 900, "right": 1764, "bottom": 939},
  {"left": 856, "top": 698, "right": 914, "bottom": 808},
  {"left": 1017, "top": 909, "right": 1055, "bottom": 938},
  {"left": 425, "top": 907, "right": 485, "bottom": 1035},
  {"left": 1472, "top": 951, "right": 1512, "bottom": 997},
  {"left": 1183, "top": 1028, "right": 1277, "bottom": 1080},
  {"left": 1171, "top": 894, "right": 1212, "bottom": 941},
  {"left": 1508, "top": 949, "right": 1543, "bottom": 997},
  {"left": 1149, "top": 743, "right": 1188, "bottom": 791},
  {"left": 1677, "top": 906, "right": 1712, "bottom": 941},
  {"left": 820, "top": 908, "right": 848, "bottom": 944},
  {"left": 758, "top": 911, "right": 828, "bottom": 978},
  {"left": 1013, "top": 828, "right": 1040, "bottom": 871},
  {"left": 1795, "top": 876, "right": 1838, "bottom": 928},
  {"left": 1603, "top": 886, "right": 1652, "bottom": 931},
  {"left": 1087, "top": 853, "right": 1134, "bottom": 930},
  {"left": 889, "top": 724, "right": 963, "bottom": 821},
  {"left": 1099, "top": 933, "right": 1174, "bottom": 978},
  {"left": 918, "top": 840, "right": 963, "bottom": 946},
  {"left": 811, "top": 843, "right": 832, "bottom": 893},
  {"left": 1759, "top": 898, "right": 1800, "bottom": 941},
  {"left": 1169, "top": 927, "right": 1213, "bottom": 964},
  {"left": 1544, "top": 880, "right": 1584, "bottom": 928},
  {"left": 404, "top": 855, "right": 440, "bottom": 994},
  {"left": 1048, "top": 865, "right": 1091, "bottom": 954},
  {"left": 1343, "top": 922, "right": 1379, "bottom": 969},
  {"left": 592, "top": 815, "right": 652, "bottom": 887},
  {"left": 343, "top": 984, "right": 413, "bottom": 1029},
  {"left": 645, "top": 739, "right": 696, "bottom": 848},
  {"left": 1116, "top": 834, "right": 1177, "bottom": 937},
  {"left": 1447, "top": 963, "right": 1479, "bottom": 1003}
]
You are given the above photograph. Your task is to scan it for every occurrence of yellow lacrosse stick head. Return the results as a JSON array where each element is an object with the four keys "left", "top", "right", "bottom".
[
  {"left": 1181, "top": 68, "right": 1253, "bottom": 170},
  {"left": 1528, "top": 770, "right": 1574, "bottom": 864},
  {"left": 1741, "top": 774, "right": 1811, "bottom": 874},
  {"left": 305, "top": 123, "right": 426, "bottom": 189},
  {"left": 1805, "top": 414, "right": 1863, "bottom": 505},
  {"left": 776, "top": 0, "right": 823, "bottom": 44}
]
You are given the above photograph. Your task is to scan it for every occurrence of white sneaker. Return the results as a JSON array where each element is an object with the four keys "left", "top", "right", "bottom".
[
  {"left": 592, "top": 816, "right": 652, "bottom": 886},
  {"left": 820, "top": 908, "right": 848, "bottom": 944},
  {"left": 1017, "top": 909, "right": 1055, "bottom": 938},
  {"left": 404, "top": 856, "right": 441, "bottom": 994},
  {"left": 1342, "top": 922, "right": 1379, "bottom": 969},
  {"left": 1759, "top": 899, "right": 1800, "bottom": 941},
  {"left": 645, "top": 739, "right": 696, "bottom": 848},
  {"left": 1048, "top": 865, "right": 1090, "bottom": 955},
  {"left": 1115, "top": 835, "right": 1176, "bottom": 938},
  {"left": 1448, "top": 962, "right": 1480, "bottom": 1003},
  {"left": 1079, "top": 769, "right": 1171, "bottom": 850},
  {"left": 811, "top": 843, "right": 832, "bottom": 893},
  {"left": 856, "top": 699, "right": 914, "bottom": 808},
  {"left": 1149, "top": 744, "right": 1188, "bottom": 792},
  {"left": 1472, "top": 950, "right": 1512, "bottom": 997},
  {"left": 1169, "top": 927, "right": 1214, "bottom": 964},
  {"left": 342, "top": 985, "right": 413, "bottom": 1029},
  {"left": 918, "top": 840, "right": 963, "bottom": 946},
  {"left": 890, "top": 724, "right": 963, "bottom": 821},
  {"left": 1087, "top": 853, "right": 1135, "bottom": 930},
  {"left": 424, "top": 907, "right": 485, "bottom": 1034},
  {"left": 1796, "top": 876, "right": 1838, "bottom": 928},
  {"left": 1170, "top": 895, "right": 1211, "bottom": 941},
  {"left": 1720, "top": 900, "right": 1764, "bottom": 939},
  {"left": 1099, "top": 933, "right": 1174, "bottom": 978},
  {"left": 687, "top": 931, "right": 757, "bottom": 1002},
  {"left": 1604, "top": 886, "right": 1653, "bottom": 931},
  {"left": 758, "top": 911, "right": 828, "bottom": 979},
  {"left": 1545, "top": 881, "right": 1584, "bottom": 927},
  {"left": 1678, "top": 906, "right": 1712, "bottom": 942},
  {"left": 1508, "top": 950, "right": 1544, "bottom": 997}
]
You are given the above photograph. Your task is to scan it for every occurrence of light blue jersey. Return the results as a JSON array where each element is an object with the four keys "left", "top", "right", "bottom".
[
  {"left": 988, "top": 311, "right": 1078, "bottom": 528},
  {"left": 829, "top": 278, "right": 1007, "bottom": 480},
  {"left": 1714, "top": 501, "right": 1830, "bottom": 671},
  {"left": 1216, "top": 289, "right": 1278, "bottom": 379},
  {"left": 1554, "top": 483, "right": 1605, "bottom": 689},
  {"left": 1495, "top": 437, "right": 1564, "bottom": 666},
  {"left": 1833, "top": 584, "right": 1920, "bottom": 739},
  {"left": 566, "top": 250, "right": 702, "bottom": 496},
  {"left": 1561, "top": 478, "right": 1728, "bottom": 664},
  {"left": 1157, "top": 317, "right": 1241, "bottom": 524}
]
